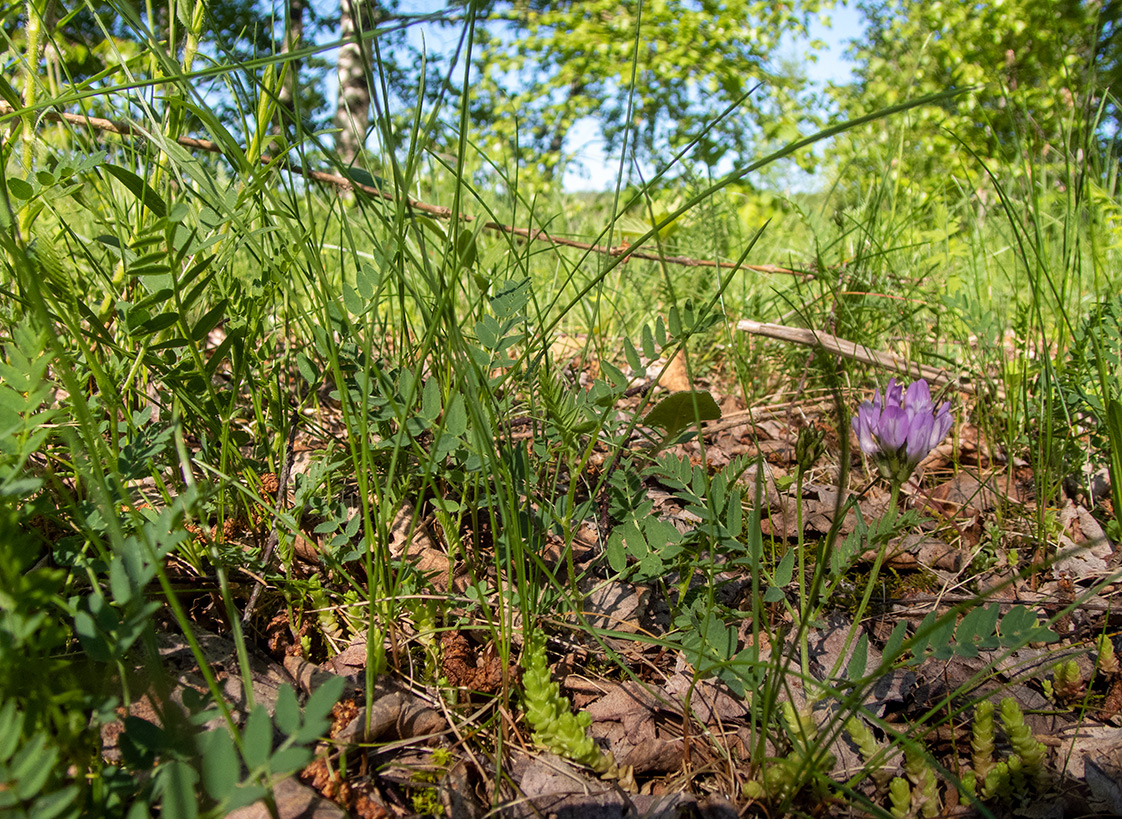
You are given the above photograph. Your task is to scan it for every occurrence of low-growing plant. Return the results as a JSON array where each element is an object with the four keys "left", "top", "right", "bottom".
[{"left": 520, "top": 630, "right": 611, "bottom": 773}]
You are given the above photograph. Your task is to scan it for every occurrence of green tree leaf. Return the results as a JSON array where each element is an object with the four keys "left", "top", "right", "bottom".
[
  {"left": 643, "top": 390, "right": 721, "bottom": 438},
  {"left": 834, "top": 0, "right": 1104, "bottom": 187}
]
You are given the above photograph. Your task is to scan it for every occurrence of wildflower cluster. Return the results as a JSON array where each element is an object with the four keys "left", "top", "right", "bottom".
[{"left": 852, "top": 378, "right": 953, "bottom": 485}]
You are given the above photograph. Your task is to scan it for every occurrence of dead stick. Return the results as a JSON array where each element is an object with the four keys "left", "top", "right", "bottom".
[{"left": 737, "top": 320, "right": 1004, "bottom": 399}]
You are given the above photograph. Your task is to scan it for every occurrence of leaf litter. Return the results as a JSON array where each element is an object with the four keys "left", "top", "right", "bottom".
[{"left": 100, "top": 343, "right": 1122, "bottom": 819}]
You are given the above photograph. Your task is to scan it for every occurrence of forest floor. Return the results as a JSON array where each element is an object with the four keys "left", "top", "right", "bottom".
[{"left": 104, "top": 337, "right": 1122, "bottom": 819}]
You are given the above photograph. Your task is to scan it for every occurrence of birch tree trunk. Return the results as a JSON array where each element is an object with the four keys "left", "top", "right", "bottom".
[
  {"left": 275, "top": 0, "right": 305, "bottom": 137},
  {"left": 335, "top": 0, "right": 373, "bottom": 166}
]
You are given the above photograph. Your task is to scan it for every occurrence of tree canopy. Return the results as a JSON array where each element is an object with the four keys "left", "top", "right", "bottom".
[
  {"left": 831, "top": 0, "right": 1111, "bottom": 189},
  {"left": 439, "top": 0, "right": 831, "bottom": 182},
  {"left": 12, "top": 0, "right": 1120, "bottom": 193}
]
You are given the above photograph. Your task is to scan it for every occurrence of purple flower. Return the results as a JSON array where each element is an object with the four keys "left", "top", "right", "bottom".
[{"left": 852, "top": 378, "right": 953, "bottom": 483}]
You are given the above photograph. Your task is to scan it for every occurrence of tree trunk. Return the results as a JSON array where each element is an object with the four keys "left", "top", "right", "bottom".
[
  {"left": 335, "top": 0, "right": 374, "bottom": 166},
  {"left": 275, "top": 0, "right": 305, "bottom": 137}
]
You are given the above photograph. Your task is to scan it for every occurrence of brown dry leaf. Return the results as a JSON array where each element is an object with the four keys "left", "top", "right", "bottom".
[
  {"left": 657, "top": 350, "right": 691, "bottom": 392},
  {"left": 284, "top": 655, "right": 348, "bottom": 697},
  {"left": 1055, "top": 501, "right": 1114, "bottom": 580},
  {"left": 904, "top": 533, "right": 963, "bottom": 571},
  {"left": 1055, "top": 723, "right": 1122, "bottom": 788},
  {"left": 441, "top": 758, "right": 485, "bottom": 819},
  {"left": 157, "top": 629, "right": 293, "bottom": 721},
  {"left": 388, "top": 501, "right": 461, "bottom": 590},
  {"left": 930, "top": 469, "right": 1026, "bottom": 516},
  {"left": 293, "top": 526, "right": 322, "bottom": 564},
  {"left": 802, "top": 483, "right": 863, "bottom": 536},
  {"left": 512, "top": 753, "right": 631, "bottom": 818},
  {"left": 581, "top": 580, "right": 646, "bottom": 634},
  {"left": 335, "top": 678, "right": 446, "bottom": 742},
  {"left": 664, "top": 674, "right": 749, "bottom": 724},
  {"left": 325, "top": 636, "right": 369, "bottom": 676},
  {"left": 585, "top": 682, "right": 685, "bottom": 774},
  {"left": 540, "top": 527, "right": 597, "bottom": 571},
  {"left": 956, "top": 423, "right": 1012, "bottom": 468}
]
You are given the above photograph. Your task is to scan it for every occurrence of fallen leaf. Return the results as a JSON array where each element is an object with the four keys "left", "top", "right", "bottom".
[{"left": 657, "top": 350, "right": 691, "bottom": 392}]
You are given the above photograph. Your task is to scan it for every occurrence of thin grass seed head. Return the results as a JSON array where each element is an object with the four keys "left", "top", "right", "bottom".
[{"left": 852, "top": 378, "right": 953, "bottom": 485}]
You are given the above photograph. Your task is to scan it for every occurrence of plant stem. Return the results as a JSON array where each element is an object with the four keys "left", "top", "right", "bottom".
[{"left": 836, "top": 481, "right": 900, "bottom": 679}]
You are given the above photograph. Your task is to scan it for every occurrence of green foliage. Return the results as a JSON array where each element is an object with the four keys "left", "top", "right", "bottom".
[
  {"left": 889, "top": 777, "right": 912, "bottom": 819},
  {"left": 606, "top": 450, "right": 748, "bottom": 583},
  {"left": 642, "top": 389, "right": 721, "bottom": 442},
  {"left": 451, "top": 0, "right": 830, "bottom": 181},
  {"left": 908, "top": 604, "right": 1057, "bottom": 665},
  {"left": 3, "top": 0, "right": 1121, "bottom": 812},
  {"left": 201, "top": 677, "right": 345, "bottom": 814},
  {"left": 845, "top": 715, "right": 890, "bottom": 786},
  {"left": 674, "top": 601, "right": 757, "bottom": 698},
  {"left": 521, "top": 631, "right": 609, "bottom": 772},
  {"left": 980, "top": 760, "right": 1010, "bottom": 801},
  {"left": 999, "top": 698, "right": 1049, "bottom": 792},
  {"left": 0, "top": 700, "right": 79, "bottom": 819},
  {"left": 1057, "top": 292, "right": 1122, "bottom": 536},
  {"left": 904, "top": 746, "right": 940, "bottom": 818},
  {"left": 970, "top": 700, "right": 995, "bottom": 783},
  {"left": 1096, "top": 634, "right": 1119, "bottom": 675},
  {"left": 834, "top": 0, "right": 1103, "bottom": 187},
  {"left": 0, "top": 322, "right": 57, "bottom": 494},
  {"left": 1050, "top": 658, "right": 1085, "bottom": 703},
  {"left": 0, "top": 327, "right": 93, "bottom": 812}
]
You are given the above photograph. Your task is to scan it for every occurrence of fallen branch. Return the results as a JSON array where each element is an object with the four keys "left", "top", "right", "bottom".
[{"left": 737, "top": 319, "right": 1004, "bottom": 399}]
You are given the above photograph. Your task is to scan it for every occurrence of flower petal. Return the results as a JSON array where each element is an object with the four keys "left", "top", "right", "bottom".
[
  {"left": 852, "top": 402, "right": 880, "bottom": 455},
  {"left": 929, "top": 401, "right": 953, "bottom": 448},
  {"left": 905, "top": 413, "right": 934, "bottom": 463},
  {"left": 884, "top": 379, "right": 904, "bottom": 409},
  {"left": 878, "top": 405, "right": 910, "bottom": 451},
  {"left": 904, "top": 379, "right": 932, "bottom": 417}
]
